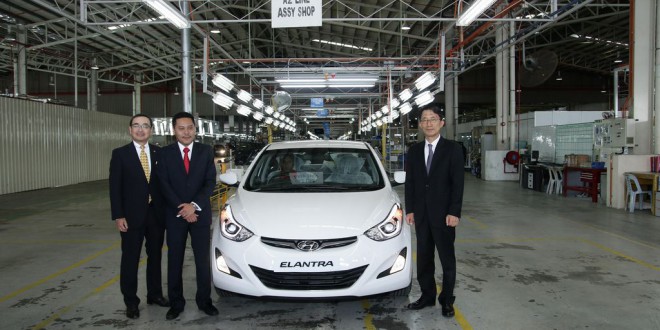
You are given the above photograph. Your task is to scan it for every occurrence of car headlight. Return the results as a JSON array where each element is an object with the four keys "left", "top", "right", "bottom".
[
  {"left": 220, "top": 204, "right": 254, "bottom": 242},
  {"left": 364, "top": 204, "right": 403, "bottom": 241}
]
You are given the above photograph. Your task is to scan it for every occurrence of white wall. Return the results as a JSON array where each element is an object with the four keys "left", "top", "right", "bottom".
[{"left": 0, "top": 97, "right": 128, "bottom": 194}]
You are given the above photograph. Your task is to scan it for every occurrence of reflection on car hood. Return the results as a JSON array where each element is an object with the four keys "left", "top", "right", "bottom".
[{"left": 229, "top": 189, "right": 398, "bottom": 239}]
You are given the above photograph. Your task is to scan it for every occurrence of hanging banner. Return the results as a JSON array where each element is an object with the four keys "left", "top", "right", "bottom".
[{"left": 271, "top": 0, "right": 322, "bottom": 28}]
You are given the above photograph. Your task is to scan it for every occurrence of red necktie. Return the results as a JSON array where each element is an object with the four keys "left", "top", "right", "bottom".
[{"left": 183, "top": 147, "right": 190, "bottom": 174}]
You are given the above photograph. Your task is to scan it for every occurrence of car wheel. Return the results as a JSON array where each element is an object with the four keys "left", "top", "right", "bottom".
[
  {"left": 215, "top": 287, "right": 237, "bottom": 297},
  {"left": 391, "top": 282, "right": 412, "bottom": 297}
]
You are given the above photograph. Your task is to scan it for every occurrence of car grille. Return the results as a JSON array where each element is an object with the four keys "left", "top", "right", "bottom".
[
  {"left": 260, "top": 236, "right": 358, "bottom": 251},
  {"left": 249, "top": 265, "right": 368, "bottom": 290}
]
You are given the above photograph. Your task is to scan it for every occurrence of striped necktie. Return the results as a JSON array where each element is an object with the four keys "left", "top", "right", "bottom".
[
  {"left": 426, "top": 144, "right": 433, "bottom": 174},
  {"left": 140, "top": 145, "right": 150, "bottom": 182}
]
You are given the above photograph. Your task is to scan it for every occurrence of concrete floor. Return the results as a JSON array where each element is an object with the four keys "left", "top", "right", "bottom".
[{"left": 1, "top": 174, "right": 659, "bottom": 330}]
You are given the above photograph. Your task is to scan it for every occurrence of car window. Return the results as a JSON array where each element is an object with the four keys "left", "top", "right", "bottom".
[{"left": 243, "top": 147, "right": 385, "bottom": 192}]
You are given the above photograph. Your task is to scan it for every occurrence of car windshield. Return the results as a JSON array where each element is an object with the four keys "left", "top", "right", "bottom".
[{"left": 243, "top": 147, "right": 385, "bottom": 192}]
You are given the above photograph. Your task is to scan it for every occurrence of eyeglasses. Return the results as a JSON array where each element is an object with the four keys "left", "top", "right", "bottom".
[
  {"left": 131, "top": 123, "right": 152, "bottom": 129},
  {"left": 419, "top": 118, "right": 441, "bottom": 124}
]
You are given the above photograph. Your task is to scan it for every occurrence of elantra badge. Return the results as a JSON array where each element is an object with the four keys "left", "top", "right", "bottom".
[{"left": 296, "top": 240, "right": 321, "bottom": 251}]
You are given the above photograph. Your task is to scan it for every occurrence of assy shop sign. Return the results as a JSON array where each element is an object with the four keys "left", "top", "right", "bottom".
[{"left": 271, "top": 0, "right": 322, "bottom": 28}]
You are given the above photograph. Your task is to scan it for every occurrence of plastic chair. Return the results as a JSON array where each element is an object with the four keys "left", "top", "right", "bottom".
[
  {"left": 544, "top": 165, "right": 556, "bottom": 194},
  {"left": 553, "top": 166, "right": 563, "bottom": 195},
  {"left": 624, "top": 174, "right": 652, "bottom": 213}
]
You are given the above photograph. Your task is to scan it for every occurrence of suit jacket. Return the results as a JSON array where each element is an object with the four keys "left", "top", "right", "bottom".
[
  {"left": 404, "top": 137, "right": 464, "bottom": 225},
  {"left": 109, "top": 142, "right": 163, "bottom": 226},
  {"left": 157, "top": 142, "right": 216, "bottom": 225}
]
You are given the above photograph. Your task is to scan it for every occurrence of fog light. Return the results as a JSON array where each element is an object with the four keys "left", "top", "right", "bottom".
[
  {"left": 389, "top": 254, "right": 406, "bottom": 274},
  {"left": 377, "top": 247, "right": 407, "bottom": 279},
  {"left": 216, "top": 255, "right": 230, "bottom": 274}
]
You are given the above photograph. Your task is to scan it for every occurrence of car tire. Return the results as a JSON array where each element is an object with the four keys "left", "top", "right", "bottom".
[
  {"left": 215, "top": 287, "right": 237, "bottom": 297},
  {"left": 391, "top": 282, "right": 412, "bottom": 297}
]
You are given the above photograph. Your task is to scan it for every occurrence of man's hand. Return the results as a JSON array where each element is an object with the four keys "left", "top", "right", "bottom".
[
  {"left": 183, "top": 213, "right": 198, "bottom": 223},
  {"left": 406, "top": 213, "right": 415, "bottom": 225},
  {"left": 116, "top": 218, "right": 128, "bottom": 232},
  {"left": 446, "top": 214, "right": 460, "bottom": 227},
  {"left": 177, "top": 203, "right": 196, "bottom": 218}
]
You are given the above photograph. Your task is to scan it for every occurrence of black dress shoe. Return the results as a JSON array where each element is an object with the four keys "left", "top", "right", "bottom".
[
  {"left": 441, "top": 303, "right": 455, "bottom": 317},
  {"left": 147, "top": 296, "right": 170, "bottom": 307},
  {"left": 126, "top": 306, "right": 139, "bottom": 319},
  {"left": 405, "top": 297, "right": 436, "bottom": 310},
  {"left": 166, "top": 307, "right": 183, "bottom": 320},
  {"left": 199, "top": 303, "right": 219, "bottom": 316}
]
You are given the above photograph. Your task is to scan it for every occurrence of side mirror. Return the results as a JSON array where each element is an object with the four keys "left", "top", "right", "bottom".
[
  {"left": 392, "top": 171, "right": 406, "bottom": 186},
  {"left": 218, "top": 172, "right": 239, "bottom": 186}
]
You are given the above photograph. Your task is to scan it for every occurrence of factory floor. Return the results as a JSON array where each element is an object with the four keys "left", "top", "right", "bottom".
[{"left": 1, "top": 174, "right": 658, "bottom": 330}]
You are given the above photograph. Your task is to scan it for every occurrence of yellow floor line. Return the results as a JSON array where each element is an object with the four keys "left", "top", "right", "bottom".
[
  {"left": 578, "top": 223, "right": 659, "bottom": 250},
  {"left": 360, "top": 299, "right": 376, "bottom": 330},
  {"left": 580, "top": 239, "right": 660, "bottom": 271},
  {"left": 437, "top": 285, "right": 472, "bottom": 330},
  {"left": 0, "top": 242, "right": 120, "bottom": 303},
  {"left": 32, "top": 257, "right": 147, "bottom": 330}
]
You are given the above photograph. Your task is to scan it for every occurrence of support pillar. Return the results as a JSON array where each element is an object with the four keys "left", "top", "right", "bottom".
[
  {"left": 182, "top": 1, "right": 192, "bottom": 114},
  {"left": 632, "top": 0, "right": 656, "bottom": 154},
  {"left": 133, "top": 73, "right": 142, "bottom": 115},
  {"left": 495, "top": 20, "right": 510, "bottom": 150},
  {"left": 15, "top": 24, "right": 27, "bottom": 96}
]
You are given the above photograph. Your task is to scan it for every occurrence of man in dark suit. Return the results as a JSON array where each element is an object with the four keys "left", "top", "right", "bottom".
[
  {"left": 109, "top": 114, "right": 169, "bottom": 319},
  {"left": 157, "top": 112, "right": 218, "bottom": 320},
  {"left": 404, "top": 104, "right": 464, "bottom": 317}
]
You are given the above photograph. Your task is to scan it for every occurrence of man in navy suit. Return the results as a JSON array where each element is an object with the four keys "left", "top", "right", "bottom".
[
  {"left": 158, "top": 112, "right": 218, "bottom": 320},
  {"left": 109, "top": 114, "right": 169, "bottom": 319},
  {"left": 404, "top": 104, "right": 464, "bottom": 317}
]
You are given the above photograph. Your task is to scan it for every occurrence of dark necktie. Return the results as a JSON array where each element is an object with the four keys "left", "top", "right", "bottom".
[
  {"left": 426, "top": 144, "right": 433, "bottom": 174},
  {"left": 183, "top": 147, "right": 190, "bottom": 174}
]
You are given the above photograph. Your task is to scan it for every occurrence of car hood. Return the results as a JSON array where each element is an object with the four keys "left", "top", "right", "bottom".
[{"left": 228, "top": 189, "right": 399, "bottom": 239}]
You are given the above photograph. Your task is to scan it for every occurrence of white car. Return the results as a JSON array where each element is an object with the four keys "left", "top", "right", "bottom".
[{"left": 212, "top": 140, "right": 412, "bottom": 298}]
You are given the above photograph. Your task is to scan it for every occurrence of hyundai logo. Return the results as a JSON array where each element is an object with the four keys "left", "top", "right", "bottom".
[{"left": 296, "top": 240, "right": 321, "bottom": 252}]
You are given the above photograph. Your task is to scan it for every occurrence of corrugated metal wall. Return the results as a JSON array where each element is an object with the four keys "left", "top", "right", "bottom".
[{"left": 0, "top": 97, "right": 129, "bottom": 195}]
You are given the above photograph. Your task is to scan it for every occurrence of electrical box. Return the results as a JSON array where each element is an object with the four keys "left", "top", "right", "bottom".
[{"left": 594, "top": 118, "right": 636, "bottom": 148}]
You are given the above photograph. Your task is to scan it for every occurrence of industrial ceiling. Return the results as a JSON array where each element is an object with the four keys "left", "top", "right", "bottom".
[{"left": 0, "top": 0, "right": 630, "bottom": 136}]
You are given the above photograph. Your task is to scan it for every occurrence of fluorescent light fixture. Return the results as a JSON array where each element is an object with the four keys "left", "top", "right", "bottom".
[
  {"left": 236, "top": 89, "right": 252, "bottom": 103},
  {"left": 312, "top": 39, "right": 372, "bottom": 52},
  {"left": 253, "top": 98, "right": 264, "bottom": 109},
  {"left": 264, "top": 117, "right": 274, "bottom": 124},
  {"left": 415, "top": 72, "right": 437, "bottom": 91},
  {"left": 236, "top": 105, "right": 252, "bottom": 117},
  {"left": 278, "top": 121, "right": 286, "bottom": 128},
  {"left": 375, "top": 110, "right": 383, "bottom": 118},
  {"left": 212, "top": 92, "right": 234, "bottom": 109},
  {"left": 414, "top": 91, "right": 434, "bottom": 107},
  {"left": 456, "top": 0, "right": 497, "bottom": 26},
  {"left": 381, "top": 105, "right": 390, "bottom": 114},
  {"left": 273, "top": 112, "right": 281, "bottom": 119},
  {"left": 399, "top": 102, "right": 413, "bottom": 115},
  {"left": 280, "top": 84, "right": 375, "bottom": 88},
  {"left": 376, "top": 119, "right": 384, "bottom": 127},
  {"left": 210, "top": 29, "right": 221, "bottom": 34},
  {"left": 281, "top": 84, "right": 327, "bottom": 88},
  {"left": 276, "top": 79, "right": 325, "bottom": 83},
  {"left": 252, "top": 111, "right": 264, "bottom": 121},
  {"left": 614, "top": 59, "right": 623, "bottom": 63},
  {"left": 142, "top": 0, "right": 190, "bottom": 29},
  {"left": 264, "top": 106, "right": 274, "bottom": 115},
  {"left": 401, "top": 25, "right": 411, "bottom": 31},
  {"left": 390, "top": 98, "right": 400, "bottom": 109},
  {"left": 211, "top": 74, "right": 234, "bottom": 92},
  {"left": 399, "top": 89, "right": 413, "bottom": 102},
  {"left": 556, "top": 71, "right": 562, "bottom": 81}
]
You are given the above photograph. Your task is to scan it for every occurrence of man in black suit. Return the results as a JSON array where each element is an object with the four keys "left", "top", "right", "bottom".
[
  {"left": 404, "top": 104, "right": 464, "bottom": 317},
  {"left": 109, "top": 114, "right": 169, "bottom": 319},
  {"left": 158, "top": 112, "right": 218, "bottom": 320}
]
